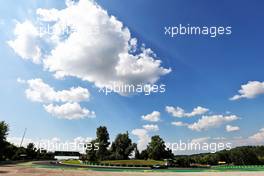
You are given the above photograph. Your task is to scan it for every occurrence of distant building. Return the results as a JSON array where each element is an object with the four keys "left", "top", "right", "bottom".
[
  {"left": 218, "top": 161, "right": 226, "bottom": 165},
  {"left": 164, "top": 159, "right": 174, "bottom": 166},
  {"left": 54, "top": 151, "right": 80, "bottom": 160}
]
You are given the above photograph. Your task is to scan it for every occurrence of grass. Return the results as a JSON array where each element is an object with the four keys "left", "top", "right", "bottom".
[
  {"left": 62, "top": 160, "right": 82, "bottom": 165},
  {"left": 100, "top": 159, "right": 165, "bottom": 166},
  {"left": 62, "top": 159, "right": 164, "bottom": 166},
  {"left": 60, "top": 160, "right": 264, "bottom": 172},
  {"left": 36, "top": 160, "right": 264, "bottom": 172},
  {"left": 212, "top": 165, "right": 264, "bottom": 171}
]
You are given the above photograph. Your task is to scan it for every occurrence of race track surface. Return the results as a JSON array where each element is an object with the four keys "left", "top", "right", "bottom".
[{"left": 1, "top": 162, "right": 264, "bottom": 176}]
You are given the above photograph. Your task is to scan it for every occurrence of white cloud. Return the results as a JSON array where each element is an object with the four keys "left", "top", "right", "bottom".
[
  {"left": 25, "top": 78, "right": 55, "bottom": 103},
  {"left": 207, "top": 128, "right": 264, "bottom": 147},
  {"left": 24, "top": 78, "right": 90, "bottom": 103},
  {"left": 209, "top": 128, "right": 264, "bottom": 148},
  {"left": 9, "top": 0, "right": 171, "bottom": 95},
  {"left": 56, "top": 87, "right": 90, "bottom": 102},
  {"left": 143, "top": 124, "right": 159, "bottom": 131},
  {"left": 249, "top": 128, "right": 264, "bottom": 143},
  {"left": 226, "top": 125, "right": 240, "bottom": 132},
  {"left": 188, "top": 115, "right": 239, "bottom": 131},
  {"left": 230, "top": 81, "right": 264, "bottom": 100},
  {"left": 74, "top": 136, "right": 92, "bottom": 144},
  {"left": 19, "top": 78, "right": 95, "bottom": 119},
  {"left": 166, "top": 106, "right": 185, "bottom": 117},
  {"left": 0, "top": 18, "right": 5, "bottom": 26},
  {"left": 172, "top": 114, "right": 239, "bottom": 131},
  {"left": 7, "top": 136, "right": 35, "bottom": 148},
  {"left": 189, "top": 106, "right": 209, "bottom": 117},
  {"left": 131, "top": 129, "right": 150, "bottom": 152},
  {"left": 141, "top": 111, "right": 160, "bottom": 122},
  {"left": 191, "top": 137, "right": 210, "bottom": 144},
  {"left": 170, "top": 130, "right": 264, "bottom": 155},
  {"left": 51, "top": 137, "right": 61, "bottom": 143},
  {"left": 44, "top": 102, "right": 95, "bottom": 120},
  {"left": 166, "top": 106, "right": 209, "bottom": 118},
  {"left": 7, "top": 21, "right": 41, "bottom": 63},
  {"left": 171, "top": 121, "right": 188, "bottom": 127},
  {"left": 17, "top": 77, "right": 26, "bottom": 84},
  {"left": 7, "top": 136, "right": 93, "bottom": 153}
]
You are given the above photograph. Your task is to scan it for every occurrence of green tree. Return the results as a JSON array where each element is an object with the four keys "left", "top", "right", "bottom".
[
  {"left": 229, "top": 147, "right": 259, "bottom": 165},
  {"left": 0, "top": 121, "right": 8, "bottom": 142},
  {"left": 4, "top": 142, "right": 18, "bottom": 160},
  {"left": 146, "top": 135, "right": 173, "bottom": 160},
  {"left": 12, "top": 147, "right": 26, "bottom": 160},
  {"left": 26, "top": 143, "right": 37, "bottom": 159},
  {"left": 175, "top": 156, "right": 191, "bottom": 167},
  {"left": 110, "top": 132, "right": 135, "bottom": 160},
  {"left": 86, "top": 140, "right": 98, "bottom": 161},
  {"left": 140, "top": 149, "right": 149, "bottom": 160},
  {"left": 134, "top": 146, "right": 140, "bottom": 159},
  {"left": 0, "top": 121, "right": 9, "bottom": 160},
  {"left": 95, "top": 126, "right": 110, "bottom": 160}
]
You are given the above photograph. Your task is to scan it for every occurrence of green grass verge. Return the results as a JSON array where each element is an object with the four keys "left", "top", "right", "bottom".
[
  {"left": 62, "top": 160, "right": 82, "bottom": 165},
  {"left": 60, "top": 160, "right": 264, "bottom": 172},
  {"left": 62, "top": 159, "right": 164, "bottom": 167},
  {"left": 100, "top": 160, "right": 165, "bottom": 166}
]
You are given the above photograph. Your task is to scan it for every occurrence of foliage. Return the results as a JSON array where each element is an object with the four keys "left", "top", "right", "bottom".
[
  {"left": 134, "top": 146, "right": 140, "bottom": 160},
  {"left": 86, "top": 140, "right": 98, "bottom": 161},
  {"left": 146, "top": 135, "right": 174, "bottom": 160},
  {"left": 0, "top": 121, "right": 9, "bottom": 160},
  {"left": 0, "top": 121, "right": 54, "bottom": 161},
  {"left": 0, "top": 121, "right": 8, "bottom": 142},
  {"left": 175, "top": 146, "right": 264, "bottom": 167},
  {"left": 109, "top": 132, "right": 135, "bottom": 160}
]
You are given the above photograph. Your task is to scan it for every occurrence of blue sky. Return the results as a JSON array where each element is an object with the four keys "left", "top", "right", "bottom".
[{"left": 0, "top": 0, "right": 264, "bottom": 153}]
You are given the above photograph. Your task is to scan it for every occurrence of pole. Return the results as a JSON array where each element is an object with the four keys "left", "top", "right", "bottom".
[{"left": 20, "top": 128, "right": 27, "bottom": 147}]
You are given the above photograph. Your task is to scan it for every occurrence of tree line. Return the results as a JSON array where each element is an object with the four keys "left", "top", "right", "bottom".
[
  {"left": 1, "top": 120, "right": 264, "bottom": 166},
  {"left": 85, "top": 126, "right": 174, "bottom": 161},
  {"left": 0, "top": 121, "right": 173, "bottom": 162},
  {"left": 0, "top": 121, "right": 53, "bottom": 161},
  {"left": 174, "top": 146, "right": 264, "bottom": 167}
]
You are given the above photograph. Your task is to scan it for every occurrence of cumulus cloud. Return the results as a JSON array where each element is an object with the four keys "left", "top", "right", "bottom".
[
  {"left": 131, "top": 129, "right": 150, "bottom": 152},
  {"left": 226, "top": 125, "right": 240, "bottom": 132},
  {"left": 230, "top": 81, "right": 264, "bottom": 100},
  {"left": 191, "top": 137, "right": 210, "bottom": 144},
  {"left": 188, "top": 115, "right": 239, "bottom": 131},
  {"left": 249, "top": 128, "right": 264, "bottom": 143},
  {"left": 141, "top": 111, "right": 160, "bottom": 122},
  {"left": 44, "top": 102, "right": 95, "bottom": 120},
  {"left": 73, "top": 136, "right": 93, "bottom": 144},
  {"left": 7, "top": 21, "right": 41, "bottom": 63},
  {"left": 17, "top": 77, "right": 26, "bottom": 84},
  {"left": 172, "top": 129, "right": 264, "bottom": 155},
  {"left": 19, "top": 78, "right": 94, "bottom": 119},
  {"left": 171, "top": 121, "right": 188, "bottom": 127},
  {"left": 172, "top": 114, "right": 239, "bottom": 131},
  {"left": 143, "top": 124, "right": 159, "bottom": 131},
  {"left": 200, "top": 128, "right": 264, "bottom": 149},
  {"left": 166, "top": 106, "right": 209, "bottom": 118},
  {"left": 9, "top": 0, "right": 171, "bottom": 95},
  {"left": 23, "top": 78, "right": 90, "bottom": 103}
]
